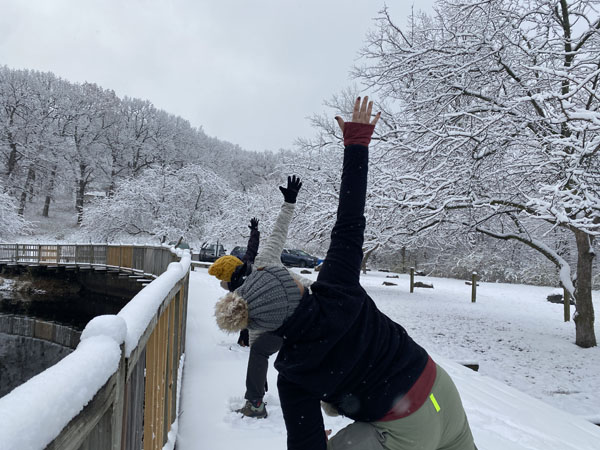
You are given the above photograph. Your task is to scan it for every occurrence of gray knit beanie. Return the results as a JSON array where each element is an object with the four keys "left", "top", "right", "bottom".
[{"left": 235, "top": 266, "right": 302, "bottom": 331}]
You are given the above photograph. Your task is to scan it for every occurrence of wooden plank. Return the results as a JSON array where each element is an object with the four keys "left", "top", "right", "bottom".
[
  {"left": 45, "top": 373, "right": 118, "bottom": 450},
  {"left": 165, "top": 301, "right": 175, "bottom": 440},
  {"left": 126, "top": 280, "right": 185, "bottom": 379},
  {"left": 169, "top": 297, "right": 178, "bottom": 429},
  {"left": 106, "top": 246, "right": 120, "bottom": 267},
  {"left": 77, "top": 407, "right": 112, "bottom": 450},
  {"left": 122, "top": 350, "right": 145, "bottom": 450},
  {"left": 143, "top": 327, "right": 156, "bottom": 450},
  {"left": 157, "top": 308, "right": 167, "bottom": 449},
  {"left": 121, "top": 246, "right": 134, "bottom": 270}
]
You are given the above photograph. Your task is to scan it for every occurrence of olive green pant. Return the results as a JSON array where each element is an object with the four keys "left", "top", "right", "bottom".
[{"left": 328, "top": 365, "right": 476, "bottom": 450}]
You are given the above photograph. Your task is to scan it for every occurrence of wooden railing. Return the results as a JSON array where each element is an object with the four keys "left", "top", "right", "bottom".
[
  {"left": 0, "top": 243, "right": 176, "bottom": 276},
  {"left": 0, "top": 244, "right": 191, "bottom": 450}
]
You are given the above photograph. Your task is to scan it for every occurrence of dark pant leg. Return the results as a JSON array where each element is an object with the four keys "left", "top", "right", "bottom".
[{"left": 245, "top": 332, "right": 283, "bottom": 402}]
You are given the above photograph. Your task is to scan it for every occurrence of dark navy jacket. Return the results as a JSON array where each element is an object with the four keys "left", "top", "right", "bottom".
[{"left": 274, "top": 135, "right": 429, "bottom": 450}]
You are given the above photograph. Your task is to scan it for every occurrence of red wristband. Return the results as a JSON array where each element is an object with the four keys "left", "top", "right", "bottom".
[{"left": 343, "top": 122, "right": 375, "bottom": 147}]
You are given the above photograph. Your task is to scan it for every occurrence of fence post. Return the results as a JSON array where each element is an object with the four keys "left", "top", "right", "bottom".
[
  {"left": 563, "top": 288, "right": 570, "bottom": 322},
  {"left": 37, "top": 244, "right": 41, "bottom": 264},
  {"left": 57, "top": 245, "right": 61, "bottom": 264},
  {"left": 111, "top": 344, "right": 126, "bottom": 450},
  {"left": 471, "top": 272, "right": 477, "bottom": 303},
  {"left": 410, "top": 267, "right": 415, "bottom": 293}
]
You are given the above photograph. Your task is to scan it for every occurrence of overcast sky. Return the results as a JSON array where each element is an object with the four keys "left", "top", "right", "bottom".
[{"left": 0, "top": 0, "right": 434, "bottom": 152}]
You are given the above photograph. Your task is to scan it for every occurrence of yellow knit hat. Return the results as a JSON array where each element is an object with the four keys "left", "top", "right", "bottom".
[{"left": 208, "top": 255, "right": 243, "bottom": 282}]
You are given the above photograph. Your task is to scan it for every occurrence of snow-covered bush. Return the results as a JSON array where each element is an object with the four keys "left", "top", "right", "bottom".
[
  {"left": 0, "top": 187, "right": 31, "bottom": 241},
  {"left": 80, "top": 165, "right": 231, "bottom": 243}
]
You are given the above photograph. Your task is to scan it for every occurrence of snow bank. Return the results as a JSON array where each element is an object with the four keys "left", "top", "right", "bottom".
[
  {"left": 438, "top": 356, "right": 600, "bottom": 450},
  {"left": 118, "top": 249, "right": 191, "bottom": 357},
  {"left": 176, "top": 269, "right": 600, "bottom": 450}
]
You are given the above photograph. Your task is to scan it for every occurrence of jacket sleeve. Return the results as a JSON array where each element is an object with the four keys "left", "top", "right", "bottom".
[
  {"left": 254, "top": 201, "right": 295, "bottom": 267},
  {"left": 316, "top": 125, "right": 371, "bottom": 287},
  {"left": 242, "top": 228, "right": 260, "bottom": 264},
  {"left": 278, "top": 374, "right": 327, "bottom": 450}
]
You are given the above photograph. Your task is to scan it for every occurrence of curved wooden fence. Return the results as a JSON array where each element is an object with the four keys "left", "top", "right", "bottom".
[
  {"left": 0, "top": 243, "right": 176, "bottom": 277},
  {"left": 0, "top": 244, "right": 191, "bottom": 450}
]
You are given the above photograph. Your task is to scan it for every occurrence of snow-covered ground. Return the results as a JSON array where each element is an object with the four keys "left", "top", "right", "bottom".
[{"left": 177, "top": 268, "right": 600, "bottom": 450}]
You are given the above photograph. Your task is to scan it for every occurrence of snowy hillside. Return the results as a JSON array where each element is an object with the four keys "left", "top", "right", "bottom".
[{"left": 176, "top": 269, "right": 600, "bottom": 450}]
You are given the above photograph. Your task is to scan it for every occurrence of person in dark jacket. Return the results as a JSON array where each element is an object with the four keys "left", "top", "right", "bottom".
[
  {"left": 209, "top": 217, "right": 260, "bottom": 346},
  {"left": 214, "top": 97, "right": 476, "bottom": 450}
]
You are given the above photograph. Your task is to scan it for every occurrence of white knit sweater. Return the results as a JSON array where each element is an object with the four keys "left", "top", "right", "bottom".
[{"left": 249, "top": 200, "right": 312, "bottom": 345}]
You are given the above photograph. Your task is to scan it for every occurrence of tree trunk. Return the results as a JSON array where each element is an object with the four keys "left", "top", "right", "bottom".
[
  {"left": 361, "top": 243, "right": 380, "bottom": 274},
  {"left": 42, "top": 165, "right": 57, "bottom": 217},
  {"left": 573, "top": 230, "right": 596, "bottom": 348},
  {"left": 28, "top": 170, "right": 35, "bottom": 202},
  {"left": 76, "top": 163, "right": 87, "bottom": 225},
  {"left": 76, "top": 180, "right": 85, "bottom": 225},
  {"left": 5, "top": 126, "right": 19, "bottom": 179},
  {"left": 401, "top": 246, "right": 406, "bottom": 273},
  {"left": 17, "top": 164, "right": 35, "bottom": 216}
]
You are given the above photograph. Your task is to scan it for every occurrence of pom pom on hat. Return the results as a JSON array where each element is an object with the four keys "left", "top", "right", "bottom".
[
  {"left": 215, "top": 291, "right": 249, "bottom": 332},
  {"left": 209, "top": 255, "right": 243, "bottom": 282}
]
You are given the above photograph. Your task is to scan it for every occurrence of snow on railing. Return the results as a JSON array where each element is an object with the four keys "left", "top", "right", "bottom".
[{"left": 0, "top": 244, "right": 191, "bottom": 450}]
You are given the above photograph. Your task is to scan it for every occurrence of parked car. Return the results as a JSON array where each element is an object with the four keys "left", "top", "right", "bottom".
[
  {"left": 168, "top": 240, "right": 190, "bottom": 249},
  {"left": 230, "top": 246, "right": 246, "bottom": 260},
  {"left": 198, "top": 243, "right": 227, "bottom": 262},
  {"left": 280, "top": 249, "right": 319, "bottom": 268}
]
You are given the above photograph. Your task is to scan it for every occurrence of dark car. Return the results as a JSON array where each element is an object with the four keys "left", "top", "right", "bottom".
[
  {"left": 230, "top": 246, "right": 246, "bottom": 260},
  {"left": 280, "top": 249, "right": 318, "bottom": 268},
  {"left": 198, "top": 244, "right": 227, "bottom": 262}
]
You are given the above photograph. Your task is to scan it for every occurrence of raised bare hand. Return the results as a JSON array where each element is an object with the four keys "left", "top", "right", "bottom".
[{"left": 335, "top": 96, "right": 381, "bottom": 133}]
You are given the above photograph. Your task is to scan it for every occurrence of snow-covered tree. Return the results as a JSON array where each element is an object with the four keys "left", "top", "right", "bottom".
[
  {"left": 0, "top": 184, "right": 31, "bottom": 240},
  {"left": 80, "top": 165, "right": 232, "bottom": 243},
  {"left": 0, "top": 66, "right": 278, "bottom": 232},
  {"left": 348, "top": 0, "right": 600, "bottom": 347}
]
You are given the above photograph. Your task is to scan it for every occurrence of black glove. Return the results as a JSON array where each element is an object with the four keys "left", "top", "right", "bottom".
[
  {"left": 279, "top": 175, "right": 302, "bottom": 204},
  {"left": 249, "top": 217, "right": 259, "bottom": 231},
  {"left": 238, "top": 329, "right": 249, "bottom": 347}
]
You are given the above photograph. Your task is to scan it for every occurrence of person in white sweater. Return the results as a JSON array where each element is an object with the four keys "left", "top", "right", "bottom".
[{"left": 209, "top": 175, "right": 310, "bottom": 418}]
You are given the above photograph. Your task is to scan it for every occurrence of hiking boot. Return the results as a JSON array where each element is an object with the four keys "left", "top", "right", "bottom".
[{"left": 235, "top": 399, "right": 268, "bottom": 419}]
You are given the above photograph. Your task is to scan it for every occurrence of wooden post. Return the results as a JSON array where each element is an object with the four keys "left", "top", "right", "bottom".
[
  {"left": 563, "top": 288, "right": 570, "bottom": 322},
  {"left": 410, "top": 267, "right": 415, "bottom": 293},
  {"left": 111, "top": 344, "right": 126, "bottom": 450},
  {"left": 37, "top": 244, "right": 41, "bottom": 264},
  {"left": 57, "top": 245, "right": 61, "bottom": 264},
  {"left": 471, "top": 272, "right": 477, "bottom": 303}
]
